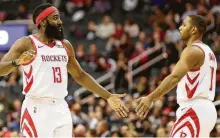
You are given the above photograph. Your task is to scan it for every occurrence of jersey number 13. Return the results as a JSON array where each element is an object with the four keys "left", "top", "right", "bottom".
[{"left": 52, "top": 67, "right": 62, "bottom": 83}]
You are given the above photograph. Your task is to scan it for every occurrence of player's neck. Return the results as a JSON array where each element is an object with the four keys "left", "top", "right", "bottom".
[
  {"left": 186, "top": 35, "right": 202, "bottom": 47},
  {"left": 36, "top": 31, "right": 54, "bottom": 45}
]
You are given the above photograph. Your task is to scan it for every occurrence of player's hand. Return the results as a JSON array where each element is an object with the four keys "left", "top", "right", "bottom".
[
  {"left": 16, "top": 50, "right": 36, "bottom": 65},
  {"left": 135, "top": 96, "right": 153, "bottom": 119},
  {"left": 107, "top": 94, "right": 129, "bottom": 118}
]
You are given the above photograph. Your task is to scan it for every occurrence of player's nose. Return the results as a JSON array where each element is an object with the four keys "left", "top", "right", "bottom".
[
  {"left": 57, "top": 19, "right": 63, "bottom": 26},
  {"left": 179, "top": 26, "right": 182, "bottom": 32}
]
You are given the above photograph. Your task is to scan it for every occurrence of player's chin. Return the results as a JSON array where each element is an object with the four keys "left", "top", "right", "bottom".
[{"left": 179, "top": 35, "right": 185, "bottom": 40}]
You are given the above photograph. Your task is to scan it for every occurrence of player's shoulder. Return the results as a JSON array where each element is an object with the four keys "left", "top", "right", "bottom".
[
  {"left": 181, "top": 45, "right": 205, "bottom": 63},
  {"left": 184, "top": 45, "right": 204, "bottom": 56},
  {"left": 61, "top": 39, "right": 71, "bottom": 44},
  {"left": 61, "top": 39, "right": 74, "bottom": 56},
  {"left": 61, "top": 39, "right": 71, "bottom": 48},
  {"left": 12, "top": 36, "right": 33, "bottom": 52},
  {"left": 17, "top": 36, "right": 32, "bottom": 44}
]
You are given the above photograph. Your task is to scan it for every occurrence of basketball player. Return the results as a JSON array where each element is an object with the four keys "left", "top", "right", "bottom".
[
  {"left": 0, "top": 3, "right": 129, "bottom": 137},
  {"left": 135, "top": 15, "right": 217, "bottom": 137}
]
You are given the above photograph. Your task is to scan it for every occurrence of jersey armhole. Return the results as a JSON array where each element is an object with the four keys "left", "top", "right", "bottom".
[
  {"left": 61, "top": 40, "right": 71, "bottom": 57},
  {"left": 190, "top": 44, "right": 205, "bottom": 72},
  {"left": 22, "top": 36, "right": 38, "bottom": 66}
]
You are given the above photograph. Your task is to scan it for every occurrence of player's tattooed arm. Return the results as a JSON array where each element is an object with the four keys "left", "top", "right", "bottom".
[
  {"left": 135, "top": 46, "right": 204, "bottom": 118},
  {"left": 0, "top": 37, "right": 34, "bottom": 76},
  {"left": 64, "top": 39, "right": 129, "bottom": 117}
]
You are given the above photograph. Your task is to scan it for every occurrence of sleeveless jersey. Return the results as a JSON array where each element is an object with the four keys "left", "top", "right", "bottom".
[
  {"left": 176, "top": 41, "right": 217, "bottom": 104},
  {"left": 21, "top": 35, "right": 69, "bottom": 99}
]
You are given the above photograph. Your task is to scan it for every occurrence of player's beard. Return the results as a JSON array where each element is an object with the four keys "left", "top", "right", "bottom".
[{"left": 45, "top": 20, "right": 64, "bottom": 40}]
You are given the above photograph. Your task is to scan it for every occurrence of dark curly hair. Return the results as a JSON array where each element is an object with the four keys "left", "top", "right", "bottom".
[{"left": 32, "top": 3, "right": 53, "bottom": 28}]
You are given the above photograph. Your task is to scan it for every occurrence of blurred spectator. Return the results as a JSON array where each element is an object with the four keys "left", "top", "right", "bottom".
[
  {"left": 132, "top": 76, "right": 149, "bottom": 96},
  {"left": 124, "top": 18, "right": 140, "bottom": 38},
  {"left": 141, "top": 120, "right": 154, "bottom": 137},
  {"left": 66, "top": 0, "right": 89, "bottom": 14},
  {"left": 71, "top": 103, "right": 89, "bottom": 126},
  {"left": 148, "top": 7, "right": 165, "bottom": 26},
  {"left": 118, "top": 33, "right": 133, "bottom": 58},
  {"left": 75, "top": 44, "right": 86, "bottom": 63},
  {"left": 138, "top": 31, "right": 151, "bottom": 49},
  {"left": 96, "top": 120, "right": 110, "bottom": 137},
  {"left": 119, "top": 125, "right": 129, "bottom": 136},
  {"left": 211, "top": 35, "right": 220, "bottom": 55},
  {"left": 197, "top": 4, "right": 209, "bottom": 16},
  {"left": 68, "top": 0, "right": 93, "bottom": 22},
  {"left": 215, "top": 124, "right": 220, "bottom": 137},
  {"left": 164, "top": 37, "right": 179, "bottom": 65},
  {"left": 156, "top": 127, "right": 168, "bottom": 137},
  {"left": 74, "top": 124, "right": 87, "bottom": 137},
  {"left": 165, "top": 22, "right": 180, "bottom": 43},
  {"left": 96, "top": 56, "right": 112, "bottom": 72},
  {"left": 105, "top": 37, "right": 120, "bottom": 58},
  {"left": 148, "top": 105, "right": 162, "bottom": 131},
  {"left": 86, "top": 21, "right": 97, "bottom": 40},
  {"left": 165, "top": 10, "right": 175, "bottom": 25},
  {"left": 93, "top": 0, "right": 111, "bottom": 14},
  {"left": 110, "top": 131, "right": 121, "bottom": 137},
  {"left": 181, "top": 3, "right": 197, "bottom": 20},
  {"left": 158, "top": 67, "right": 169, "bottom": 81},
  {"left": 152, "top": 25, "right": 165, "bottom": 44},
  {"left": 87, "top": 111, "right": 98, "bottom": 130},
  {"left": 114, "top": 52, "right": 128, "bottom": 92},
  {"left": 17, "top": 4, "right": 29, "bottom": 19},
  {"left": 211, "top": 1, "right": 220, "bottom": 14},
  {"left": 82, "top": 95, "right": 96, "bottom": 113},
  {"left": 96, "top": 16, "right": 115, "bottom": 39},
  {"left": 166, "top": 121, "right": 174, "bottom": 135},
  {"left": 86, "top": 44, "right": 100, "bottom": 71},
  {"left": 0, "top": 12, "right": 7, "bottom": 22},
  {"left": 129, "top": 41, "right": 148, "bottom": 65},
  {"left": 113, "top": 23, "right": 123, "bottom": 39},
  {"left": 122, "top": 0, "right": 139, "bottom": 12}
]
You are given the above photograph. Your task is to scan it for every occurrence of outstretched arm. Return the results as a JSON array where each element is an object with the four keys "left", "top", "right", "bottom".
[
  {"left": 63, "top": 40, "right": 129, "bottom": 117},
  {"left": 64, "top": 40, "right": 111, "bottom": 100},
  {"left": 135, "top": 46, "right": 204, "bottom": 118},
  {"left": 0, "top": 37, "right": 33, "bottom": 76}
]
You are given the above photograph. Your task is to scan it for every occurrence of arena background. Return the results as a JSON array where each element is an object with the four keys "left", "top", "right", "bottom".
[{"left": 0, "top": 0, "right": 219, "bottom": 137}]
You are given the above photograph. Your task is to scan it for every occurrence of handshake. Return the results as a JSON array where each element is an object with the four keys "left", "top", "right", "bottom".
[{"left": 107, "top": 93, "right": 154, "bottom": 119}]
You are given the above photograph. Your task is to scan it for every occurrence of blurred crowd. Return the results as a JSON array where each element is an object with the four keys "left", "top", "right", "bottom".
[{"left": 0, "top": 0, "right": 220, "bottom": 137}]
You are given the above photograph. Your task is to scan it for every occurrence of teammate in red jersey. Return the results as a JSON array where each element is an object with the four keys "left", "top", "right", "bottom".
[
  {"left": 136, "top": 15, "right": 217, "bottom": 137},
  {"left": 0, "top": 3, "right": 128, "bottom": 137}
]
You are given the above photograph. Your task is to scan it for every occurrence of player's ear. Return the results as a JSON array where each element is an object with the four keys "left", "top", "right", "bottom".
[
  {"left": 40, "top": 19, "right": 47, "bottom": 27},
  {"left": 191, "top": 26, "right": 197, "bottom": 35}
]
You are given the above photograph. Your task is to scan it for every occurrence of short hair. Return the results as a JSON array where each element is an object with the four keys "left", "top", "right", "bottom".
[
  {"left": 32, "top": 3, "right": 53, "bottom": 28},
  {"left": 188, "top": 15, "right": 207, "bottom": 35}
]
